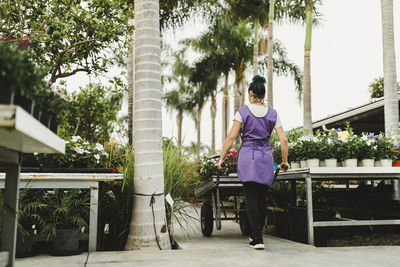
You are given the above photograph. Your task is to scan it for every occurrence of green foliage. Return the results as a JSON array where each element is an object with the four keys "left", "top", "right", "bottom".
[
  {"left": 375, "top": 133, "right": 397, "bottom": 160},
  {"left": 357, "top": 133, "right": 378, "bottom": 160},
  {"left": 17, "top": 189, "right": 47, "bottom": 236},
  {"left": 369, "top": 77, "right": 400, "bottom": 99},
  {"left": 40, "top": 189, "right": 90, "bottom": 239},
  {"left": 0, "top": 0, "right": 134, "bottom": 84},
  {"left": 58, "top": 84, "right": 124, "bottom": 143},
  {"left": 0, "top": 42, "right": 47, "bottom": 99},
  {"left": 199, "top": 149, "right": 238, "bottom": 181},
  {"left": 98, "top": 145, "right": 134, "bottom": 250}
]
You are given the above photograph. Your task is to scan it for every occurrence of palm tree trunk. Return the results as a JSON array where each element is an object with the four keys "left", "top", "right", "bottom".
[
  {"left": 267, "top": 0, "right": 275, "bottom": 107},
  {"left": 303, "top": 1, "right": 313, "bottom": 134},
  {"left": 196, "top": 107, "right": 202, "bottom": 154},
  {"left": 234, "top": 61, "right": 244, "bottom": 144},
  {"left": 125, "top": 0, "right": 170, "bottom": 250},
  {"left": 222, "top": 73, "right": 229, "bottom": 145},
  {"left": 176, "top": 111, "right": 183, "bottom": 146},
  {"left": 127, "top": 20, "right": 135, "bottom": 145},
  {"left": 241, "top": 71, "right": 246, "bottom": 106},
  {"left": 381, "top": 0, "right": 399, "bottom": 135},
  {"left": 253, "top": 18, "right": 259, "bottom": 75},
  {"left": 210, "top": 94, "right": 217, "bottom": 155}
]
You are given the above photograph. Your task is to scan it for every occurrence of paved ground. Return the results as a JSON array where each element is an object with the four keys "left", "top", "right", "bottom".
[{"left": 16, "top": 206, "right": 400, "bottom": 267}]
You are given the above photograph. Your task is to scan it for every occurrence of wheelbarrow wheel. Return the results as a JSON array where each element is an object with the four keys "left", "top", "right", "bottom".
[
  {"left": 201, "top": 201, "right": 213, "bottom": 237},
  {"left": 239, "top": 203, "right": 251, "bottom": 236}
]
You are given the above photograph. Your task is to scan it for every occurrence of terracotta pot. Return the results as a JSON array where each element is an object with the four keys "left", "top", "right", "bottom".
[{"left": 392, "top": 160, "right": 400, "bottom": 167}]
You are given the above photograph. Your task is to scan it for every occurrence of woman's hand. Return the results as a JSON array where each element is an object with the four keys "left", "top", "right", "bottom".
[
  {"left": 280, "top": 162, "right": 290, "bottom": 172},
  {"left": 217, "top": 158, "right": 225, "bottom": 170}
]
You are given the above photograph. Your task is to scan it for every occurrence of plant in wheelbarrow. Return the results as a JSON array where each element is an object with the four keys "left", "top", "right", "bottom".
[
  {"left": 40, "top": 189, "right": 90, "bottom": 256},
  {"left": 16, "top": 189, "right": 47, "bottom": 257}
]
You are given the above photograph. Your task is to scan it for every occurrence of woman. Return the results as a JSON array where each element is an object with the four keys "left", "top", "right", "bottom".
[{"left": 217, "top": 75, "right": 289, "bottom": 250}]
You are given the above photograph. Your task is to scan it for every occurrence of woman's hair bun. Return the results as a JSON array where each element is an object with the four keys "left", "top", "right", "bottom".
[{"left": 252, "top": 75, "right": 266, "bottom": 84}]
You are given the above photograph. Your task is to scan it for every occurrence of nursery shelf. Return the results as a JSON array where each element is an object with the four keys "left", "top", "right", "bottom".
[{"left": 0, "top": 104, "right": 65, "bottom": 153}]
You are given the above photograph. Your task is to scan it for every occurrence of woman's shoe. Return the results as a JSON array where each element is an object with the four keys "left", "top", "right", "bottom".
[{"left": 249, "top": 238, "right": 264, "bottom": 249}]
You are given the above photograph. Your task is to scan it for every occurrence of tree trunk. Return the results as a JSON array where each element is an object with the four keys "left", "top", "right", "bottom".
[
  {"left": 127, "top": 39, "right": 134, "bottom": 145},
  {"left": 222, "top": 73, "right": 230, "bottom": 145},
  {"left": 125, "top": 0, "right": 170, "bottom": 250},
  {"left": 253, "top": 18, "right": 259, "bottom": 76},
  {"left": 176, "top": 112, "right": 183, "bottom": 146},
  {"left": 196, "top": 107, "right": 202, "bottom": 155},
  {"left": 210, "top": 94, "right": 217, "bottom": 155},
  {"left": 381, "top": 0, "right": 399, "bottom": 135},
  {"left": 267, "top": 0, "right": 275, "bottom": 108},
  {"left": 303, "top": 2, "right": 313, "bottom": 134},
  {"left": 241, "top": 71, "right": 246, "bottom": 106}
]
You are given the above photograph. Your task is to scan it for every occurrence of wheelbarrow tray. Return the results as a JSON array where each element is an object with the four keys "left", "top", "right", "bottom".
[{"left": 194, "top": 174, "right": 243, "bottom": 199}]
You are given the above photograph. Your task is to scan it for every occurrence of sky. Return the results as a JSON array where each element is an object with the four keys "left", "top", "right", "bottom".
[{"left": 66, "top": 0, "right": 400, "bottom": 150}]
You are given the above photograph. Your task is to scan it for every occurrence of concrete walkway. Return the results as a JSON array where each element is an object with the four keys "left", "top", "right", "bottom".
[{"left": 16, "top": 206, "right": 400, "bottom": 267}]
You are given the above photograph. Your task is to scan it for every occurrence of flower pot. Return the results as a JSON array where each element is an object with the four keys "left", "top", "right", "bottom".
[
  {"left": 325, "top": 159, "right": 338, "bottom": 167},
  {"left": 16, "top": 232, "right": 33, "bottom": 258},
  {"left": 392, "top": 160, "right": 400, "bottom": 167},
  {"left": 306, "top": 159, "right": 320, "bottom": 168},
  {"left": 343, "top": 158, "right": 357, "bottom": 167},
  {"left": 361, "top": 159, "right": 375, "bottom": 167},
  {"left": 291, "top": 162, "right": 300, "bottom": 169},
  {"left": 375, "top": 160, "right": 381, "bottom": 167},
  {"left": 380, "top": 159, "right": 392, "bottom": 167},
  {"left": 319, "top": 160, "right": 325, "bottom": 167},
  {"left": 52, "top": 228, "right": 81, "bottom": 256},
  {"left": 300, "top": 160, "right": 308, "bottom": 168}
]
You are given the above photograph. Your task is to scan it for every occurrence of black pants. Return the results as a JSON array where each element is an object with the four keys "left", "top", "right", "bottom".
[{"left": 242, "top": 182, "right": 268, "bottom": 240}]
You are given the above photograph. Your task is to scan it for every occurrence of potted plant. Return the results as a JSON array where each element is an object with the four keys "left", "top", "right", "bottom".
[
  {"left": 339, "top": 125, "right": 359, "bottom": 167},
  {"left": 375, "top": 134, "right": 396, "bottom": 167},
  {"left": 0, "top": 42, "right": 47, "bottom": 110},
  {"left": 321, "top": 129, "right": 343, "bottom": 167},
  {"left": 16, "top": 189, "right": 47, "bottom": 257},
  {"left": 288, "top": 142, "right": 300, "bottom": 169},
  {"left": 357, "top": 133, "right": 377, "bottom": 167},
  {"left": 299, "top": 134, "right": 321, "bottom": 167},
  {"left": 41, "top": 189, "right": 89, "bottom": 256}
]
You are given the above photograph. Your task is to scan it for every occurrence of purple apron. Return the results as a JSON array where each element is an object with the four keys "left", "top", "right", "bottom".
[{"left": 237, "top": 105, "right": 277, "bottom": 186}]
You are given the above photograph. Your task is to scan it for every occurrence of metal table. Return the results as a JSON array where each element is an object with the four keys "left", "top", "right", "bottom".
[
  {"left": 276, "top": 167, "right": 400, "bottom": 245},
  {"left": 0, "top": 172, "right": 123, "bottom": 253},
  {"left": 0, "top": 105, "right": 65, "bottom": 267}
]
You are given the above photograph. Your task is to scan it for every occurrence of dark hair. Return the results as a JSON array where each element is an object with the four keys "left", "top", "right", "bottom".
[{"left": 248, "top": 75, "right": 266, "bottom": 99}]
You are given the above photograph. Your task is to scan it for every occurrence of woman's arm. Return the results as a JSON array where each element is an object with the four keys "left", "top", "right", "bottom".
[
  {"left": 275, "top": 126, "right": 289, "bottom": 171},
  {"left": 217, "top": 120, "right": 242, "bottom": 169}
]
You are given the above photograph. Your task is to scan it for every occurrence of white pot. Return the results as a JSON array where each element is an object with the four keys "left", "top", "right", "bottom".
[
  {"left": 320, "top": 160, "right": 326, "bottom": 167},
  {"left": 300, "top": 160, "right": 308, "bottom": 168},
  {"left": 291, "top": 162, "right": 300, "bottom": 169},
  {"left": 325, "top": 158, "right": 338, "bottom": 167},
  {"left": 343, "top": 158, "right": 358, "bottom": 167},
  {"left": 374, "top": 160, "right": 381, "bottom": 167},
  {"left": 307, "top": 159, "right": 320, "bottom": 168},
  {"left": 361, "top": 159, "right": 375, "bottom": 167},
  {"left": 380, "top": 159, "right": 393, "bottom": 167}
]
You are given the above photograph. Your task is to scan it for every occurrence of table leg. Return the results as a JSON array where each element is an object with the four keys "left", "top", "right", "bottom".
[
  {"left": 394, "top": 179, "right": 400, "bottom": 201},
  {"left": 1, "top": 164, "right": 20, "bottom": 267},
  {"left": 89, "top": 183, "right": 99, "bottom": 252},
  {"left": 306, "top": 177, "right": 314, "bottom": 246}
]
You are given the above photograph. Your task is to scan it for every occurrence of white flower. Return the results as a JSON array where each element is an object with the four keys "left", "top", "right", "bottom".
[
  {"left": 71, "top": 136, "right": 81, "bottom": 142},
  {"left": 327, "top": 139, "right": 332, "bottom": 145},
  {"left": 83, "top": 141, "right": 89, "bottom": 145},
  {"left": 373, "top": 146, "right": 378, "bottom": 150},
  {"left": 33, "top": 152, "right": 38, "bottom": 155},
  {"left": 74, "top": 147, "right": 85, "bottom": 154},
  {"left": 361, "top": 135, "right": 368, "bottom": 141},
  {"left": 94, "top": 154, "right": 100, "bottom": 160},
  {"left": 366, "top": 140, "right": 374, "bottom": 146},
  {"left": 102, "top": 151, "right": 109, "bottom": 157},
  {"left": 95, "top": 143, "right": 104, "bottom": 151}
]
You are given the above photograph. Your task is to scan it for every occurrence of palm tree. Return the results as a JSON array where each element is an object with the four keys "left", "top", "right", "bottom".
[
  {"left": 164, "top": 49, "right": 192, "bottom": 146},
  {"left": 381, "top": 0, "right": 399, "bottom": 135},
  {"left": 125, "top": 0, "right": 170, "bottom": 250},
  {"left": 303, "top": 0, "right": 313, "bottom": 133},
  {"left": 266, "top": 0, "right": 275, "bottom": 107},
  {"left": 127, "top": 19, "right": 134, "bottom": 145}
]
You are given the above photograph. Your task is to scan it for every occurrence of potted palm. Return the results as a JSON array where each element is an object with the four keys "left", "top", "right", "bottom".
[
  {"left": 16, "top": 189, "right": 47, "bottom": 257},
  {"left": 41, "top": 189, "right": 89, "bottom": 256}
]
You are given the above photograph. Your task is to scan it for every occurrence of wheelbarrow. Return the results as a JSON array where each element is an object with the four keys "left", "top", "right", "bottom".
[{"left": 194, "top": 165, "right": 287, "bottom": 237}]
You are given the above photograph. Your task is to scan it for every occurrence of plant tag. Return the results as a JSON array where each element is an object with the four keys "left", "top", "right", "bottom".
[{"left": 165, "top": 193, "right": 174, "bottom": 207}]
